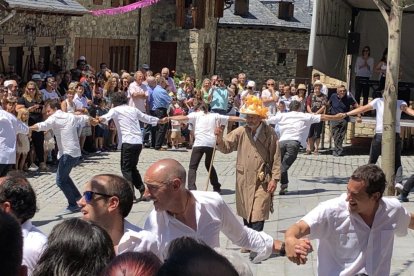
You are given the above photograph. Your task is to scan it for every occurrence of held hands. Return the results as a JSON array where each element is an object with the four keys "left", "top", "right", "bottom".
[
  {"left": 285, "top": 238, "right": 313, "bottom": 265},
  {"left": 158, "top": 117, "right": 169, "bottom": 124}
]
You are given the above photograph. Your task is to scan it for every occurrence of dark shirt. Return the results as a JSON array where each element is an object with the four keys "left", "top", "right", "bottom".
[
  {"left": 17, "top": 97, "right": 44, "bottom": 125},
  {"left": 329, "top": 94, "right": 357, "bottom": 121}
]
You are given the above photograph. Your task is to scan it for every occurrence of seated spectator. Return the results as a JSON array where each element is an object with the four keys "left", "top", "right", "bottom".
[
  {"left": 157, "top": 237, "right": 238, "bottom": 276},
  {"left": 0, "top": 210, "right": 26, "bottom": 276},
  {"left": 32, "top": 218, "right": 115, "bottom": 276},
  {"left": 102, "top": 252, "right": 161, "bottom": 276},
  {"left": 0, "top": 173, "right": 47, "bottom": 275}
]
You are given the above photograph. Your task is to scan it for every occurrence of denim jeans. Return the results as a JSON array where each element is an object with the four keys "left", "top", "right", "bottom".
[
  {"left": 56, "top": 154, "right": 81, "bottom": 207},
  {"left": 121, "top": 143, "right": 144, "bottom": 193},
  {"left": 280, "top": 140, "right": 301, "bottom": 185}
]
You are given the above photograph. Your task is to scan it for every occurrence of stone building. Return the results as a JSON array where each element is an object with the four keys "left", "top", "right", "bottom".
[
  {"left": 71, "top": 0, "right": 225, "bottom": 79},
  {"left": 216, "top": 0, "right": 312, "bottom": 87},
  {"left": 0, "top": 0, "right": 88, "bottom": 80}
]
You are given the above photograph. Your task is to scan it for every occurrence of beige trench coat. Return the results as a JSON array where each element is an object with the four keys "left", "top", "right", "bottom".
[{"left": 216, "top": 123, "right": 281, "bottom": 222}]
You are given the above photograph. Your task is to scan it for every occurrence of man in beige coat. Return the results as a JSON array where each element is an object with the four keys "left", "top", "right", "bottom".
[{"left": 216, "top": 95, "right": 280, "bottom": 233}]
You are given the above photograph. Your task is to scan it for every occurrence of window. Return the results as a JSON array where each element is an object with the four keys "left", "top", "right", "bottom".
[
  {"left": 176, "top": 0, "right": 206, "bottom": 29},
  {"left": 277, "top": 52, "right": 287, "bottom": 66},
  {"left": 109, "top": 46, "right": 131, "bottom": 73}
]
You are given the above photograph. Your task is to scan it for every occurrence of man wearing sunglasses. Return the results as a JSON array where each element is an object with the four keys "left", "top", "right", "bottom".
[
  {"left": 208, "top": 76, "right": 229, "bottom": 115},
  {"left": 78, "top": 174, "right": 159, "bottom": 256}
]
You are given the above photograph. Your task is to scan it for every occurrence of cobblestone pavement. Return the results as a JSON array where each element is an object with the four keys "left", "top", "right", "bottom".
[{"left": 29, "top": 143, "right": 414, "bottom": 276}]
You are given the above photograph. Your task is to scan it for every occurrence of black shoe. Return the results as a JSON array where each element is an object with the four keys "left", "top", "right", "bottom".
[{"left": 213, "top": 186, "right": 222, "bottom": 194}]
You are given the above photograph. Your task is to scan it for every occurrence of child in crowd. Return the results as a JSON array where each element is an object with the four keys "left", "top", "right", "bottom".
[
  {"left": 43, "top": 129, "right": 55, "bottom": 165},
  {"left": 16, "top": 108, "right": 31, "bottom": 171},
  {"left": 95, "top": 98, "right": 108, "bottom": 153}
]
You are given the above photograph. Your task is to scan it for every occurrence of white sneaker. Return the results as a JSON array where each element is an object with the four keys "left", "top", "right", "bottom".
[
  {"left": 172, "top": 146, "right": 176, "bottom": 150},
  {"left": 395, "top": 183, "right": 404, "bottom": 194},
  {"left": 28, "top": 164, "right": 39, "bottom": 172}
]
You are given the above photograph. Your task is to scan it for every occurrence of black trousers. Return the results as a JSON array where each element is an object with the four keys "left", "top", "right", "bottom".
[
  {"left": 31, "top": 131, "right": 45, "bottom": 163},
  {"left": 151, "top": 108, "right": 168, "bottom": 149},
  {"left": 120, "top": 143, "right": 144, "bottom": 193},
  {"left": 0, "top": 164, "right": 12, "bottom": 177},
  {"left": 355, "top": 76, "right": 370, "bottom": 106},
  {"left": 369, "top": 133, "right": 402, "bottom": 183},
  {"left": 280, "top": 140, "right": 301, "bottom": 185},
  {"left": 243, "top": 219, "right": 265, "bottom": 231},
  {"left": 188, "top": 146, "right": 220, "bottom": 190}
]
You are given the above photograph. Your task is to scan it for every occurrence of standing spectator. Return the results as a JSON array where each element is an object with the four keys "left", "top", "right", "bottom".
[
  {"left": 208, "top": 76, "right": 228, "bottom": 115},
  {"left": 4, "top": 79, "right": 18, "bottom": 97},
  {"left": 161, "top": 67, "right": 177, "bottom": 94},
  {"left": 97, "top": 93, "right": 168, "bottom": 200},
  {"left": 279, "top": 85, "right": 294, "bottom": 111},
  {"left": 55, "top": 74, "right": 66, "bottom": 99},
  {"left": 215, "top": 95, "right": 280, "bottom": 233},
  {"left": 0, "top": 109, "right": 29, "bottom": 176},
  {"left": 71, "top": 59, "right": 87, "bottom": 82},
  {"left": 30, "top": 100, "right": 96, "bottom": 214},
  {"left": 312, "top": 73, "right": 328, "bottom": 96},
  {"left": 328, "top": 85, "right": 359, "bottom": 156},
  {"left": 96, "top": 63, "right": 108, "bottom": 82},
  {"left": 237, "top": 73, "right": 246, "bottom": 92},
  {"left": 16, "top": 81, "right": 47, "bottom": 171},
  {"left": 375, "top": 48, "right": 388, "bottom": 92},
  {"left": 40, "top": 76, "right": 60, "bottom": 101},
  {"left": 0, "top": 174, "right": 48, "bottom": 275},
  {"left": 4, "top": 96, "right": 17, "bottom": 116},
  {"left": 31, "top": 74, "right": 45, "bottom": 90},
  {"left": 200, "top": 78, "right": 212, "bottom": 107},
  {"left": 306, "top": 80, "right": 328, "bottom": 155},
  {"left": 82, "top": 72, "right": 95, "bottom": 100},
  {"left": 127, "top": 70, "right": 148, "bottom": 114},
  {"left": 74, "top": 83, "right": 92, "bottom": 155},
  {"left": 150, "top": 77, "right": 171, "bottom": 151},
  {"left": 261, "top": 79, "right": 278, "bottom": 116},
  {"left": 292, "top": 84, "right": 307, "bottom": 112},
  {"left": 354, "top": 46, "right": 374, "bottom": 105},
  {"left": 16, "top": 108, "right": 31, "bottom": 171}
]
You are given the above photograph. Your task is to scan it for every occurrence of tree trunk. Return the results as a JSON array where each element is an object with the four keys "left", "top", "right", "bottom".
[{"left": 381, "top": 1, "right": 403, "bottom": 195}]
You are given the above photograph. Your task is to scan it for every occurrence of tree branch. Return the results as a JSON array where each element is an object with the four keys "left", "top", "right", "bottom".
[
  {"left": 373, "top": 0, "right": 390, "bottom": 24},
  {"left": 402, "top": 0, "right": 414, "bottom": 9}
]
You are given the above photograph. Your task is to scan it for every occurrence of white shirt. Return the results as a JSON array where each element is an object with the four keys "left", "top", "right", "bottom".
[
  {"left": 117, "top": 220, "right": 160, "bottom": 258},
  {"left": 267, "top": 112, "right": 321, "bottom": 148},
  {"left": 21, "top": 220, "right": 47, "bottom": 276},
  {"left": 144, "top": 191, "right": 274, "bottom": 263},
  {"left": 187, "top": 112, "right": 229, "bottom": 148},
  {"left": 355, "top": 56, "right": 375, "bottom": 78},
  {"left": 36, "top": 110, "right": 89, "bottom": 158},
  {"left": 369, "top": 98, "right": 406, "bottom": 133},
  {"left": 0, "top": 110, "right": 29, "bottom": 164},
  {"left": 302, "top": 194, "right": 411, "bottom": 276},
  {"left": 41, "top": 89, "right": 60, "bottom": 101},
  {"left": 279, "top": 95, "right": 293, "bottom": 111},
  {"left": 261, "top": 89, "right": 277, "bottom": 115},
  {"left": 127, "top": 82, "right": 148, "bottom": 113},
  {"left": 100, "top": 105, "right": 159, "bottom": 147}
]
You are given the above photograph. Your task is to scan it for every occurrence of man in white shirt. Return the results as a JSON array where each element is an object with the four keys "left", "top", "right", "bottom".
[
  {"left": 127, "top": 70, "right": 148, "bottom": 114},
  {"left": 30, "top": 100, "right": 95, "bottom": 213},
  {"left": 285, "top": 164, "right": 414, "bottom": 276},
  {"left": 40, "top": 76, "right": 60, "bottom": 101},
  {"left": 344, "top": 97, "right": 414, "bottom": 188},
  {"left": 0, "top": 174, "right": 47, "bottom": 275},
  {"left": 78, "top": 174, "right": 159, "bottom": 257},
  {"left": 0, "top": 109, "right": 29, "bottom": 176},
  {"left": 143, "top": 159, "right": 291, "bottom": 263},
  {"left": 267, "top": 101, "right": 342, "bottom": 195},
  {"left": 98, "top": 93, "right": 168, "bottom": 201}
]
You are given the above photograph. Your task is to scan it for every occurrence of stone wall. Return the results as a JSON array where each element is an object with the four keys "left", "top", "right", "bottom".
[
  {"left": 0, "top": 12, "right": 71, "bottom": 76},
  {"left": 216, "top": 27, "right": 309, "bottom": 86},
  {"left": 146, "top": 0, "right": 217, "bottom": 79}
]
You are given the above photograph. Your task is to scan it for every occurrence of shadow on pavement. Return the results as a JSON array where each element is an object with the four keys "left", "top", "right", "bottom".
[
  {"left": 299, "top": 176, "right": 349, "bottom": 185},
  {"left": 391, "top": 255, "right": 414, "bottom": 276},
  {"left": 221, "top": 188, "right": 235, "bottom": 195},
  {"left": 32, "top": 217, "right": 63, "bottom": 227}
]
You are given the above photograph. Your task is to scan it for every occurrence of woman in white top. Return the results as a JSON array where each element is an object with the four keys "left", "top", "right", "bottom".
[
  {"left": 170, "top": 102, "right": 242, "bottom": 193},
  {"left": 61, "top": 89, "right": 77, "bottom": 113},
  {"left": 375, "top": 48, "right": 388, "bottom": 92},
  {"left": 354, "top": 46, "right": 374, "bottom": 106}
]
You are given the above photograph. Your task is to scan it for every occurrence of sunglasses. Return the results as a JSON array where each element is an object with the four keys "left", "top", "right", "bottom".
[
  {"left": 267, "top": 83, "right": 275, "bottom": 86},
  {"left": 27, "top": 88, "right": 35, "bottom": 91},
  {"left": 83, "top": 191, "right": 114, "bottom": 203}
]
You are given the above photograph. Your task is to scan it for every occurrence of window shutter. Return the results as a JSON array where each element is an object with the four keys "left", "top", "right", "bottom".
[
  {"left": 195, "top": 0, "right": 206, "bottom": 29},
  {"left": 214, "top": 0, "right": 224, "bottom": 18},
  {"left": 176, "top": 0, "right": 185, "bottom": 27}
]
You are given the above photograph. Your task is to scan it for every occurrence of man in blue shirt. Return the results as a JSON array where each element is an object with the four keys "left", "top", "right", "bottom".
[
  {"left": 150, "top": 77, "right": 171, "bottom": 150},
  {"left": 328, "top": 85, "right": 359, "bottom": 156},
  {"left": 208, "top": 76, "right": 228, "bottom": 115}
]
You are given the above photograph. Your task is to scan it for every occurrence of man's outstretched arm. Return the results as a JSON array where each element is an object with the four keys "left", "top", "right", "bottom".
[{"left": 285, "top": 220, "right": 312, "bottom": 265}]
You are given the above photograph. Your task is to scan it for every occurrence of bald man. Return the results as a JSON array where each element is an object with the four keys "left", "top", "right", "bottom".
[{"left": 143, "top": 159, "right": 290, "bottom": 263}]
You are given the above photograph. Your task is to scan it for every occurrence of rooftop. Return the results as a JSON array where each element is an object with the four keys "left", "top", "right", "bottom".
[
  {"left": 219, "top": 0, "right": 313, "bottom": 30},
  {"left": 0, "top": 0, "right": 89, "bottom": 15}
]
